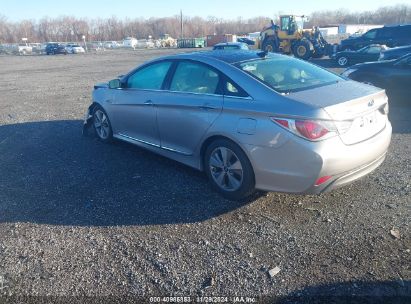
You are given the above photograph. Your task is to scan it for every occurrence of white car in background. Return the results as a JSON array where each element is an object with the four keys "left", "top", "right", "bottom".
[
  {"left": 104, "top": 41, "right": 120, "bottom": 49},
  {"left": 66, "top": 44, "right": 85, "bottom": 54},
  {"left": 123, "top": 37, "right": 138, "bottom": 49}
]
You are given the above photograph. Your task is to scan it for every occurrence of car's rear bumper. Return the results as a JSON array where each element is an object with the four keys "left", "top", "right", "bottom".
[
  {"left": 247, "top": 120, "right": 392, "bottom": 194},
  {"left": 308, "top": 151, "right": 387, "bottom": 194}
]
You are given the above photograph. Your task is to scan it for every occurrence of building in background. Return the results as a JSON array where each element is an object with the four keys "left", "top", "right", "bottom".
[{"left": 319, "top": 24, "right": 383, "bottom": 36}]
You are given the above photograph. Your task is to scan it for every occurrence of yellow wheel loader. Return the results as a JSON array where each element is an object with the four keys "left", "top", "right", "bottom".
[{"left": 257, "top": 15, "right": 330, "bottom": 60}]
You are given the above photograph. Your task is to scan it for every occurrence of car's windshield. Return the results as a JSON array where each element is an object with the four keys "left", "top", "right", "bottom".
[
  {"left": 236, "top": 56, "right": 342, "bottom": 93},
  {"left": 358, "top": 46, "right": 369, "bottom": 52}
]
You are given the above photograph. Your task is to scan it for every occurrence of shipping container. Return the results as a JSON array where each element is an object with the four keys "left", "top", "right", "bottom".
[
  {"left": 177, "top": 38, "right": 206, "bottom": 48},
  {"left": 206, "top": 34, "right": 237, "bottom": 47}
]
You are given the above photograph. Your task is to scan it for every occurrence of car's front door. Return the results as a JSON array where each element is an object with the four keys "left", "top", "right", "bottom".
[
  {"left": 155, "top": 60, "right": 223, "bottom": 155},
  {"left": 108, "top": 61, "right": 172, "bottom": 146},
  {"left": 362, "top": 45, "right": 382, "bottom": 62}
]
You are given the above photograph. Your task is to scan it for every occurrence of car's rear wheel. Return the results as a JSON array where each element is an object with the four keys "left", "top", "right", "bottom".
[
  {"left": 93, "top": 105, "right": 112, "bottom": 142},
  {"left": 205, "top": 139, "right": 255, "bottom": 200},
  {"left": 262, "top": 37, "right": 279, "bottom": 53}
]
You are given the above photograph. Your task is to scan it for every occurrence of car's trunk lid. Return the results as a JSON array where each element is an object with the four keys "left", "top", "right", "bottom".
[{"left": 289, "top": 80, "right": 388, "bottom": 145}]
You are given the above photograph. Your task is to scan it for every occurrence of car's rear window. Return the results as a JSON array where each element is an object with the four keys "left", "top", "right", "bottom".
[
  {"left": 215, "top": 45, "right": 239, "bottom": 50},
  {"left": 236, "top": 57, "right": 342, "bottom": 93}
]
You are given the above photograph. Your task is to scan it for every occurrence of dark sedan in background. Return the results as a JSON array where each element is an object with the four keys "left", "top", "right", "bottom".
[
  {"left": 237, "top": 37, "right": 255, "bottom": 45},
  {"left": 334, "top": 44, "right": 388, "bottom": 67},
  {"left": 342, "top": 53, "right": 411, "bottom": 103},
  {"left": 45, "top": 43, "right": 68, "bottom": 55},
  {"left": 213, "top": 42, "right": 249, "bottom": 51},
  {"left": 379, "top": 45, "right": 411, "bottom": 61}
]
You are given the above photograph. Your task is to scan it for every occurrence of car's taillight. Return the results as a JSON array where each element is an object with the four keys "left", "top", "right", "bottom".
[
  {"left": 271, "top": 117, "right": 340, "bottom": 141},
  {"left": 295, "top": 120, "right": 329, "bottom": 140},
  {"left": 379, "top": 103, "right": 389, "bottom": 115},
  {"left": 315, "top": 175, "right": 332, "bottom": 186}
]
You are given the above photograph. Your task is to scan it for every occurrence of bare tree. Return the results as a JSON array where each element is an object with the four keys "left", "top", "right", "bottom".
[{"left": 0, "top": 4, "right": 410, "bottom": 43}]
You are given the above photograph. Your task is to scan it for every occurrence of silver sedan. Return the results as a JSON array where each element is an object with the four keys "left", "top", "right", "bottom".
[{"left": 84, "top": 51, "right": 392, "bottom": 200}]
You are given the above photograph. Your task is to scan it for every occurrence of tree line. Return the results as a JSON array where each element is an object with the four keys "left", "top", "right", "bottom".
[{"left": 0, "top": 4, "right": 410, "bottom": 43}]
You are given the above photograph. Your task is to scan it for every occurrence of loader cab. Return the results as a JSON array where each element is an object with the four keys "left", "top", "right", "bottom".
[{"left": 280, "top": 15, "right": 305, "bottom": 35}]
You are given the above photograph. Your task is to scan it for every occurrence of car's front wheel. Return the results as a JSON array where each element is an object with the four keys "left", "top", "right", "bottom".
[
  {"left": 205, "top": 139, "right": 255, "bottom": 200},
  {"left": 92, "top": 105, "right": 112, "bottom": 142}
]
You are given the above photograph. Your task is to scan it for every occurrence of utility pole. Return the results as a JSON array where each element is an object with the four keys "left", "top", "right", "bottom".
[{"left": 180, "top": 10, "right": 184, "bottom": 39}]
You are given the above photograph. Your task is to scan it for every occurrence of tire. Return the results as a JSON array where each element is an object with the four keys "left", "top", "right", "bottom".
[
  {"left": 262, "top": 37, "right": 279, "bottom": 53},
  {"left": 337, "top": 56, "right": 349, "bottom": 67},
  {"left": 92, "top": 105, "right": 113, "bottom": 142},
  {"left": 204, "top": 139, "right": 255, "bottom": 201},
  {"left": 292, "top": 40, "right": 312, "bottom": 60}
]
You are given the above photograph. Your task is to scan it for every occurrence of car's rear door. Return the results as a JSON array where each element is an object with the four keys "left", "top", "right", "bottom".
[
  {"left": 108, "top": 61, "right": 172, "bottom": 147},
  {"left": 155, "top": 60, "right": 223, "bottom": 155}
]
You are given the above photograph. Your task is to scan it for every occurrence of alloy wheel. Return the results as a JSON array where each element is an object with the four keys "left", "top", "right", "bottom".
[
  {"left": 94, "top": 109, "right": 110, "bottom": 140},
  {"left": 209, "top": 147, "right": 243, "bottom": 192}
]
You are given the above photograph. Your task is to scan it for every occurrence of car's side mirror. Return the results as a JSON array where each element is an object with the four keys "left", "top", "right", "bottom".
[{"left": 108, "top": 79, "right": 122, "bottom": 89}]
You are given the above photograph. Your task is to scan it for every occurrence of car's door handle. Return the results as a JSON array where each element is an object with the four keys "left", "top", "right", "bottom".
[
  {"left": 198, "top": 103, "right": 216, "bottom": 110},
  {"left": 144, "top": 100, "right": 154, "bottom": 105}
]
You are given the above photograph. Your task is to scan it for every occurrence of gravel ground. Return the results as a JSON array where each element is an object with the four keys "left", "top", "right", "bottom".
[{"left": 0, "top": 49, "right": 410, "bottom": 303}]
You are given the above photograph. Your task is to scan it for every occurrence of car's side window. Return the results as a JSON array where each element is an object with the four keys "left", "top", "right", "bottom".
[
  {"left": 364, "top": 30, "right": 377, "bottom": 39},
  {"left": 225, "top": 80, "right": 249, "bottom": 98},
  {"left": 398, "top": 26, "right": 411, "bottom": 38},
  {"left": 367, "top": 46, "right": 381, "bottom": 54},
  {"left": 127, "top": 61, "right": 172, "bottom": 90},
  {"left": 170, "top": 61, "right": 220, "bottom": 94},
  {"left": 379, "top": 28, "right": 394, "bottom": 39}
]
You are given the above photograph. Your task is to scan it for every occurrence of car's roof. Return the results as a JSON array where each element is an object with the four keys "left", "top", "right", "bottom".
[
  {"left": 384, "top": 44, "right": 411, "bottom": 52},
  {"left": 383, "top": 24, "right": 411, "bottom": 28},
  {"left": 163, "top": 50, "right": 270, "bottom": 64}
]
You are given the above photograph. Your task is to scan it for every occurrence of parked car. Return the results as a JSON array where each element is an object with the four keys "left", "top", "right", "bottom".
[
  {"left": 45, "top": 43, "right": 67, "bottom": 55},
  {"left": 65, "top": 44, "right": 85, "bottom": 54},
  {"left": 213, "top": 42, "right": 249, "bottom": 50},
  {"left": 123, "top": 37, "right": 138, "bottom": 49},
  {"left": 340, "top": 24, "right": 411, "bottom": 51},
  {"left": 29, "top": 43, "right": 42, "bottom": 54},
  {"left": 379, "top": 45, "right": 411, "bottom": 61},
  {"left": 104, "top": 41, "right": 120, "bottom": 49},
  {"left": 84, "top": 51, "right": 391, "bottom": 200},
  {"left": 13, "top": 43, "right": 32, "bottom": 55},
  {"left": 333, "top": 44, "right": 388, "bottom": 67},
  {"left": 342, "top": 53, "right": 411, "bottom": 101},
  {"left": 237, "top": 37, "right": 255, "bottom": 46}
]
